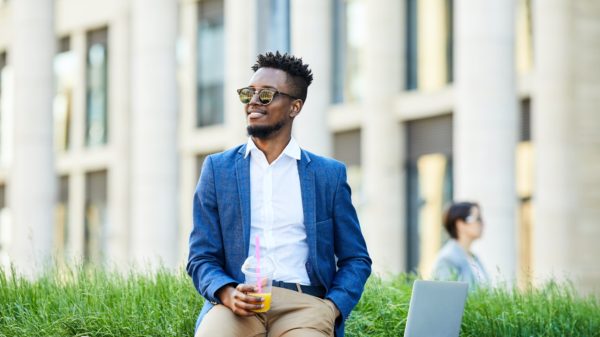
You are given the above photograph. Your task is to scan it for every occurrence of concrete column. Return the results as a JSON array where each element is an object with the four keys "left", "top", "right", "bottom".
[
  {"left": 570, "top": 0, "right": 600, "bottom": 294},
  {"left": 363, "top": 0, "right": 405, "bottom": 275},
  {"left": 178, "top": 0, "right": 198, "bottom": 267},
  {"left": 531, "top": 0, "right": 573, "bottom": 284},
  {"left": 290, "top": 0, "right": 332, "bottom": 156},
  {"left": 8, "top": 0, "right": 55, "bottom": 275},
  {"left": 130, "top": 0, "right": 178, "bottom": 268},
  {"left": 533, "top": 0, "right": 600, "bottom": 293},
  {"left": 454, "top": 0, "right": 518, "bottom": 282},
  {"left": 65, "top": 30, "right": 86, "bottom": 263},
  {"left": 224, "top": 0, "right": 256, "bottom": 147},
  {"left": 107, "top": 7, "right": 131, "bottom": 267}
]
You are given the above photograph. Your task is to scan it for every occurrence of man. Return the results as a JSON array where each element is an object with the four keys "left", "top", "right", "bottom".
[{"left": 187, "top": 52, "right": 371, "bottom": 337}]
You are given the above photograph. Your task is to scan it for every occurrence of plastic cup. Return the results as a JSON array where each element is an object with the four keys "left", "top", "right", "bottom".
[{"left": 241, "top": 255, "right": 275, "bottom": 312}]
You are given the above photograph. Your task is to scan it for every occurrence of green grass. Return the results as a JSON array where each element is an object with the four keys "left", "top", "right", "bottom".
[
  {"left": 0, "top": 266, "right": 202, "bottom": 337},
  {"left": 1, "top": 267, "right": 599, "bottom": 337},
  {"left": 350, "top": 276, "right": 600, "bottom": 337}
]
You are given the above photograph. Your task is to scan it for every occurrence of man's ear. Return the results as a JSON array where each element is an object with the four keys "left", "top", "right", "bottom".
[{"left": 290, "top": 100, "right": 303, "bottom": 118}]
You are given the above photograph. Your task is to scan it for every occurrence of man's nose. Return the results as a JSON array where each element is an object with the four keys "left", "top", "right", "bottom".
[{"left": 248, "top": 91, "right": 262, "bottom": 105}]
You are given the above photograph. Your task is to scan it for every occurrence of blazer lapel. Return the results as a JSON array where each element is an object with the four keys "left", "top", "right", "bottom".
[
  {"left": 298, "top": 150, "right": 316, "bottom": 264},
  {"left": 236, "top": 146, "right": 251, "bottom": 257}
]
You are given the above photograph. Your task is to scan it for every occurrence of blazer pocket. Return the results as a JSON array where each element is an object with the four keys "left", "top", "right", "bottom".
[
  {"left": 316, "top": 218, "right": 333, "bottom": 227},
  {"left": 315, "top": 218, "right": 334, "bottom": 257},
  {"left": 316, "top": 218, "right": 334, "bottom": 238}
]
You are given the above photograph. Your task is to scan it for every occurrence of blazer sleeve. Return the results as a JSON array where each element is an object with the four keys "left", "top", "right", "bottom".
[
  {"left": 325, "top": 164, "right": 372, "bottom": 321},
  {"left": 186, "top": 156, "right": 238, "bottom": 304}
]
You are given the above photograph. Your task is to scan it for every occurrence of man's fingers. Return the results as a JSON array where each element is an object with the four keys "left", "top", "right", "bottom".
[
  {"left": 233, "top": 284, "right": 263, "bottom": 304},
  {"left": 228, "top": 284, "right": 264, "bottom": 316},
  {"left": 235, "top": 298, "right": 264, "bottom": 311},
  {"left": 236, "top": 291, "right": 264, "bottom": 309},
  {"left": 235, "top": 283, "right": 257, "bottom": 293},
  {"left": 235, "top": 291, "right": 263, "bottom": 303}
]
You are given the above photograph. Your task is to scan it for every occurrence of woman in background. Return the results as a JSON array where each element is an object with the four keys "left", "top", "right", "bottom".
[{"left": 431, "top": 201, "right": 489, "bottom": 287}]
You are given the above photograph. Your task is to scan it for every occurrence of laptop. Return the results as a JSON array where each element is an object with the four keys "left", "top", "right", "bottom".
[{"left": 403, "top": 280, "right": 469, "bottom": 337}]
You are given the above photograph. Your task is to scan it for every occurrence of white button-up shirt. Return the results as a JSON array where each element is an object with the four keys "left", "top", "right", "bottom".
[{"left": 245, "top": 137, "right": 310, "bottom": 285}]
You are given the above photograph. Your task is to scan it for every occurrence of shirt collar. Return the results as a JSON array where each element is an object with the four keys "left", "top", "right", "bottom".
[{"left": 244, "top": 137, "right": 301, "bottom": 161}]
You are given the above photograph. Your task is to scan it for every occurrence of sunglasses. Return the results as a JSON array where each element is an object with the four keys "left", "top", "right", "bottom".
[
  {"left": 237, "top": 87, "right": 299, "bottom": 105},
  {"left": 465, "top": 215, "right": 483, "bottom": 224}
]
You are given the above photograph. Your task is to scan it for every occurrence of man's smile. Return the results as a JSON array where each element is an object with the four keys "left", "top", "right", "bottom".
[{"left": 248, "top": 109, "right": 267, "bottom": 119}]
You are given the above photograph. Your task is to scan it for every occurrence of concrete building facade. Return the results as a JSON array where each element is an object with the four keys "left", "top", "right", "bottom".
[{"left": 0, "top": 0, "right": 598, "bottom": 294}]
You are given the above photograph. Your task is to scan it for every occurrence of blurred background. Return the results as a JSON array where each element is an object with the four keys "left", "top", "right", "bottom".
[{"left": 0, "top": 0, "right": 598, "bottom": 295}]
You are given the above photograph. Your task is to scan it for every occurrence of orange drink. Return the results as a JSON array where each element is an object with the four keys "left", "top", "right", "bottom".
[
  {"left": 249, "top": 292, "right": 272, "bottom": 312},
  {"left": 242, "top": 255, "right": 275, "bottom": 313}
]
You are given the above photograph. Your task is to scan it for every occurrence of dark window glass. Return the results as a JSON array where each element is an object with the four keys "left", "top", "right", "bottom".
[
  {"left": 520, "top": 98, "right": 531, "bottom": 142},
  {"left": 256, "top": 0, "right": 291, "bottom": 54},
  {"left": 0, "top": 185, "right": 4, "bottom": 210},
  {"left": 333, "top": 129, "right": 363, "bottom": 207},
  {"left": 406, "top": 0, "right": 419, "bottom": 90},
  {"left": 0, "top": 52, "right": 6, "bottom": 94},
  {"left": 446, "top": 0, "right": 454, "bottom": 83},
  {"left": 85, "top": 170, "right": 108, "bottom": 264},
  {"left": 197, "top": 0, "right": 225, "bottom": 127},
  {"left": 406, "top": 115, "right": 453, "bottom": 273},
  {"left": 332, "top": 0, "right": 365, "bottom": 103},
  {"left": 196, "top": 154, "right": 208, "bottom": 183},
  {"left": 86, "top": 28, "right": 109, "bottom": 147},
  {"left": 333, "top": 129, "right": 361, "bottom": 167}
]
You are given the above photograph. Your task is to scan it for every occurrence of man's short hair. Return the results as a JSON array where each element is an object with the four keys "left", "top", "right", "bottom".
[{"left": 251, "top": 51, "right": 313, "bottom": 102}]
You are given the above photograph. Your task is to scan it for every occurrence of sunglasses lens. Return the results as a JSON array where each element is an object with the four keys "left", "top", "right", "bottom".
[
  {"left": 238, "top": 88, "right": 277, "bottom": 105},
  {"left": 238, "top": 88, "right": 254, "bottom": 104},
  {"left": 258, "top": 89, "right": 275, "bottom": 104}
]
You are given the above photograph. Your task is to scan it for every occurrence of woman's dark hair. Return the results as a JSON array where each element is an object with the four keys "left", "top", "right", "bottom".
[{"left": 443, "top": 201, "right": 480, "bottom": 239}]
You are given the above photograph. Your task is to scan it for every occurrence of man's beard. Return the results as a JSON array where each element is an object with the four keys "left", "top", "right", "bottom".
[{"left": 247, "top": 120, "right": 286, "bottom": 139}]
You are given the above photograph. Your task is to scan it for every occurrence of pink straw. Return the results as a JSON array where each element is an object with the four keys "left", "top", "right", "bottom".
[{"left": 255, "top": 235, "right": 262, "bottom": 293}]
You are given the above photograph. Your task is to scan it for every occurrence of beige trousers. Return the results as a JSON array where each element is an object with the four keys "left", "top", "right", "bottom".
[{"left": 195, "top": 287, "right": 336, "bottom": 337}]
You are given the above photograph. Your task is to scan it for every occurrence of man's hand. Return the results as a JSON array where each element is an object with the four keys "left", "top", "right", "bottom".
[{"left": 216, "top": 284, "right": 264, "bottom": 316}]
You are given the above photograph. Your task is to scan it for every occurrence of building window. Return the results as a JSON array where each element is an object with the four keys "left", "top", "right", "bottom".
[
  {"left": 85, "top": 170, "right": 108, "bottom": 264},
  {"left": 256, "top": 0, "right": 291, "bottom": 54},
  {"left": 406, "top": 115, "right": 453, "bottom": 275},
  {"left": 195, "top": 153, "right": 208, "bottom": 183},
  {"left": 197, "top": 0, "right": 225, "bottom": 127},
  {"left": 54, "top": 175, "right": 69, "bottom": 261},
  {"left": 332, "top": 0, "right": 365, "bottom": 103},
  {"left": 517, "top": 98, "right": 532, "bottom": 287},
  {"left": 86, "top": 28, "right": 109, "bottom": 147},
  {"left": 406, "top": 0, "right": 453, "bottom": 91},
  {"left": 333, "top": 129, "right": 363, "bottom": 208},
  {"left": 54, "top": 37, "right": 75, "bottom": 152}
]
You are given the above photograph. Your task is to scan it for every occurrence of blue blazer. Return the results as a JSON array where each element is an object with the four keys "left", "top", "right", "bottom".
[{"left": 186, "top": 144, "right": 372, "bottom": 337}]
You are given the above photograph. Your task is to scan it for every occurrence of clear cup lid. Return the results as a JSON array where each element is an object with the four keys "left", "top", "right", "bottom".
[{"left": 242, "top": 255, "right": 275, "bottom": 275}]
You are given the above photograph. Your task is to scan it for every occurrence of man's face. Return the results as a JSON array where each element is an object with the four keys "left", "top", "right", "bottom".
[{"left": 244, "top": 67, "right": 299, "bottom": 139}]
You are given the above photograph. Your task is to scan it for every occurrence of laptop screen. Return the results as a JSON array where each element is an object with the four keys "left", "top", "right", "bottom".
[{"left": 403, "top": 280, "right": 469, "bottom": 337}]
